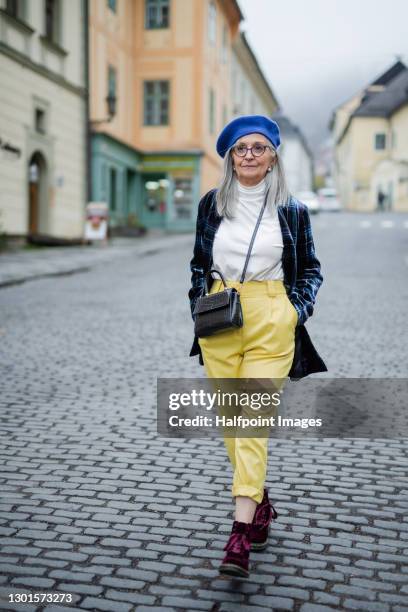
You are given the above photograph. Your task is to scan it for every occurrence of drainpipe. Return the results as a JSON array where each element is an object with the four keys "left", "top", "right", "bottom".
[{"left": 84, "top": 0, "right": 91, "bottom": 203}]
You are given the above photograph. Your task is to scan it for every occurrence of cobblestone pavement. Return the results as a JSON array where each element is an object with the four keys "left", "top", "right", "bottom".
[{"left": 0, "top": 212, "right": 408, "bottom": 612}]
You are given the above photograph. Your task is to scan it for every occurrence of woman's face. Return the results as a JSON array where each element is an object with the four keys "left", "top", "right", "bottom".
[{"left": 231, "top": 132, "right": 276, "bottom": 187}]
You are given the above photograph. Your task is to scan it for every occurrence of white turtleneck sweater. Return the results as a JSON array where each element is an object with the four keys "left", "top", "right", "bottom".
[{"left": 212, "top": 178, "right": 284, "bottom": 282}]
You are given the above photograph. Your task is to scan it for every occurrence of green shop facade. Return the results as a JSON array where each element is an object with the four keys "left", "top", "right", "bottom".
[{"left": 91, "top": 133, "right": 202, "bottom": 233}]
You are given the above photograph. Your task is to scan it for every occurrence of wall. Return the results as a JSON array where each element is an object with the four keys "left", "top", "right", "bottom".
[
  {"left": 0, "top": 0, "right": 86, "bottom": 238},
  {"left": 280, "top": 138, "right": 313, "bottom": 194},
  {"left": 89, "top": 0, "right": 136, "bottom": 148}
]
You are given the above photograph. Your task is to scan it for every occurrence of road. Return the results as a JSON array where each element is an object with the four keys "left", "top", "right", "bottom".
[{"left": 0, "top": 211, "right": 407, "bottom": 611}]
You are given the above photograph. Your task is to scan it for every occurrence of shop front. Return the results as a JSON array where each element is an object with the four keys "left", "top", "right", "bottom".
[
  {"left": 92, "top": 138, "right": 203, "bottom": 233},
  {"left": 91, "top": 133, "right": 142, "bottom": 231},
  {"left": 138, "top": 152, "right": 202, "bottom": 232}
]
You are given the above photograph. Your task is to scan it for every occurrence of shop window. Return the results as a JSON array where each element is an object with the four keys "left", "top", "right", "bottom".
[
  {"left": 144, "top": 178, "right": 168, "bottom": 218},
  {"left": 173, "top": 178, "right": 193, "bottom": 220}
]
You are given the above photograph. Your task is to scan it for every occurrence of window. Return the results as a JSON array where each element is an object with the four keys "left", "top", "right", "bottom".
[
  {"left": 5, "top": 0, "right": 18, "bottom": 18},
  {"left": 240, "top": 80, "right": 246, "bottom": 112},
  {"left": 108, "top": 65, "right": 117, "bottom": 97},
  {"left": 109, "top": 168, "right": 117, "bottom": 212},
  {"left": 209, "top": 88, "right": 215, "bottom": 134},
  {"left": 221, "top": 24, "right": 228, "bottom": 62},
  {"left": 391, "top": 130, "right": 397, "bottom": 149},
  {"left": 107, "top": 65, "right": 117, "bottom": 115},
  {"left": 143, "top": 80, "right": 169, "bottom": 125},
  {"left": 144, "top": 177, "right": 168, "bottom": 215},
  {"left": 35, "top": 108, "right": 46, "bottom": 134},
  {"left": 44, "top": 0, "right": 60, "bottom": 44},
  {"left": 222, "top": 104, "right": 227, "bottom": 127},
  {"left": 107, "top": 0, "right": 117, "bottom": 12},
  {"left": 375, "top": 133, "right": 386, "bottom": 150},
  {"left": 208, "top": 1, "right": 216, "bottom": 45},
  {"left": 5, "top": 0, "right": 25, "bottom": 20},
  {"left": 231, "top": 68, "right": 236, "bottom": 98},
  {"left": 145, "top": 0, "right": 169, "bottom": 29}
]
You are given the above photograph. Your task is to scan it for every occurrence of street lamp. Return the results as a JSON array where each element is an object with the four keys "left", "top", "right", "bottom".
[
  {"left": 106, "top": 92, "right": 116, "bottom": 119},
  {"left": 90, "top": 92, "right": 117, "bottom": 125}
]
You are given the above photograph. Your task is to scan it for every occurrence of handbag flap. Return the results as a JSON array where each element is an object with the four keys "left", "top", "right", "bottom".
[{"left": 193, "top": 289, "right": 235, "bottom": 315}]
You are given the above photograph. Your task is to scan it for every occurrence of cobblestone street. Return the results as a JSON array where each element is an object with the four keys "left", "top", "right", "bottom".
[{"left": 1, "top": 212, "right": 408, "bottom": 612}]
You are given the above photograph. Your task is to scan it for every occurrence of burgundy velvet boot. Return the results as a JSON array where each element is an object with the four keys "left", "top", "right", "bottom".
[
  {"left": 219, "top": 520, "right": 252, "bottom": 578},
  {"left": 250, "top": 488, "right": 278, "bottom": 551}
]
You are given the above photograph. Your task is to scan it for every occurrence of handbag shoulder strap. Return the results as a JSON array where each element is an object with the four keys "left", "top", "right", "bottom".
[{"left": 239, "top": 190, "right": 268, "bottom": 284}]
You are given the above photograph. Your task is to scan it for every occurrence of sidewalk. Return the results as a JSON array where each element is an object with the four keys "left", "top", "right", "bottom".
[{"left": 0, "top": 230, "right": 193, "bottom": 288}]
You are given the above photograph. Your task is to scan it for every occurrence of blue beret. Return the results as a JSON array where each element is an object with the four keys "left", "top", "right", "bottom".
[{"left": 216, "top": 115, "right": 281, "bottom": 158}]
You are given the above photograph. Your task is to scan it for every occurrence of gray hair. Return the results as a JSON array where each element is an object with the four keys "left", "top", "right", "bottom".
[{"left": 215, "top": 140, "right": 291, "bottom": 218}]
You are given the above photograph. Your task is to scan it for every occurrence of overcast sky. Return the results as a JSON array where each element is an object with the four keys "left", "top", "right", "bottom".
[{"left": 238, "top": 0, "right": 408, "bottom": 151}]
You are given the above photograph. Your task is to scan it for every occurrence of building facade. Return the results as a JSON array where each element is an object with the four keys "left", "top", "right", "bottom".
[
  {"left": 89, "top": 0, "right": 279, "bottom": 233},
  {"left": 331, "top": 61, "right": 408, "bottom": 212},
  {"left": 272, "top": 113, "right": 313, "bottom": 194},
  {"left": 0, "top": 0, "right": 87, "bottom": 241},
  {"left": 230, "top": 32, "right": 278, "bottom": 119}
]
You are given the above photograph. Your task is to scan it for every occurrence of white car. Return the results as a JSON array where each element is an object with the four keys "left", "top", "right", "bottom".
[
  {"left": 318, "top": 188, "right": 341, "bottom": 212},
  {"left": 296, "top": 191, "right": 320, "bottom": 214}
]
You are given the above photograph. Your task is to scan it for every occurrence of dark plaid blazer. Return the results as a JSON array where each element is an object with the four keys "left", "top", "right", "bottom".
[{"left": 188, "top": 189, "right": 328, "bottom": 380}]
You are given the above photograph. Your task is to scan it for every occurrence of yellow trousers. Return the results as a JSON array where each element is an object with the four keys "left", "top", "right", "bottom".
[{"left": 198, "top": 279, "right": 297, "bottom": 504}]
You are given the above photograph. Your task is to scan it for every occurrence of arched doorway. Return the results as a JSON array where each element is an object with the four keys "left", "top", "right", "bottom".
[{"left": 28, "top": 151, "right": 48, "bottom": 235}]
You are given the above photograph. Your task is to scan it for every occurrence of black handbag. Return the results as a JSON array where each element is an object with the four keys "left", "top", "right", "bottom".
[{"left": 193, "top": 192, "right": 268, "bottom": 338}]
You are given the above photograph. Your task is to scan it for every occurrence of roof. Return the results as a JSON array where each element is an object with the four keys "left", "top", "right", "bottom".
[
  {"left": 335, "top": 62, "right": 408, "bottom": 143},
  {"left": 329, "top": 60, "right": 407, "bottom": 129},
  {"left": 371, "top": 59, "right": 406, "bottom": 86},
  {"left": 231, "top": 0, "right": 244, "bottom": 21},
  {"left": 238, "top": 32, "right": 280, "bottom": 109},
  {"left": 220, "top": 0, "right": 244, "bottom": 23},
  {"left": 353, "top": 67, "right": 408, "bottom": 117}
]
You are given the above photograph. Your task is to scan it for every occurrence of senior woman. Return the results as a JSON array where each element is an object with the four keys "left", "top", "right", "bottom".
[{"left": 188, "top": 115, "right": 326, "bottom": 578}]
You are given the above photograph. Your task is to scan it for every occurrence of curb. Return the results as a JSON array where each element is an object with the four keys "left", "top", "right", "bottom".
[{"left": 0, "top": 234, "right": 193, "bottom": 289}]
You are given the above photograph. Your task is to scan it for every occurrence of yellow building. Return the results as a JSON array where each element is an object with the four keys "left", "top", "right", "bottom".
[
  {"left": 331, "top": 61, "right": 408, "bottom": 212},
  {"left": 89, "top": 0, "right": 278, "bottom": 232}
]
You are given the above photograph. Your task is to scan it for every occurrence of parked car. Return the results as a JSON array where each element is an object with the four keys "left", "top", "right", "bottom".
[
  {"left": 295, "top": 191, "right": 320, "bottom": 214},
  {"left": 318, "top": 187, "right": 341, "bottom": 212}
]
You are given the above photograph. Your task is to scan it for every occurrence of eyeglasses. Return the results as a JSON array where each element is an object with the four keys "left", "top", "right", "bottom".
[{"left": 233, "top": 143, "right": 274, "bottom": 157}]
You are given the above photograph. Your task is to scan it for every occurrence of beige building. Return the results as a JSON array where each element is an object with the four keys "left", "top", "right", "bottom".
[
  {"left": 331, "top": 61, "right": 408, "bottom": 212},
  {"left": 89, "top": 0, "right": 279, "bottom": 232},
  {"left": 230, "top": 32, "right": 278, "bottom": 119},
  {"left": 0, "top": 0, "right": 87, "bottom": 241}
]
